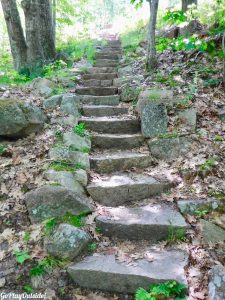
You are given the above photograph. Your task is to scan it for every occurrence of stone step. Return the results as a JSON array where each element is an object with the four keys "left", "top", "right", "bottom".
[
  {"left": 102, "top": 46, "right": 121, "bottom": 52},
  {"left": 68, "top": 250, "right": 188, "bottom": 294},
  {"left": 78, "top": 95, "right": 120, "bottom": 106},
  {"left": 95, "top": 59, "right": 118, "bottom": 67},
  {"left": 96, "top": 203, "right": 188, "bottom": 241},
  {"left": 82, "top": 105, "right": 128, "bottom": 117},
  {"left": 76, "top": 87, "right": 118, "bottom": 96},
  {"left": 82, "top": 79, "right": 113, "bottom": 87},
  {"left": 90, "top": 151, "right": 152, "bottom": 173},
  {"left": 82, "top": 73, "right": 117, "bottom": 80},
  {"left": 91, "top": 133, "right": 145, "bottom": 150},
  {"left": 96, "top": 53, "right": 121, "bottom": 60},
  {"left": 100, "top": 50, "right": 122, "bottom": 56},
  {"left": 86, "top": 67, "right": 116, "bottom": 74},
  {"left": 79, "top": 117, "right": 140, "bottom": 134},
  {"left": 87, "top": 173, "right": 171, "bottom": 206}
]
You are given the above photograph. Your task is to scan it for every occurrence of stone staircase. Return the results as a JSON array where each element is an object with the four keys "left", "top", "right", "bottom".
[{"left": 68, "top": 40, "right": 188, "bottom": 295}]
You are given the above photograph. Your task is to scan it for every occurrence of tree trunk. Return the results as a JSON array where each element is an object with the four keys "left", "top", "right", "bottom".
[
  {"left": 38, "top": 0, "right": 55, "bottom": 61},
  {"left": 21, "top": 0, "right": 44, "bottom": 70},
  {"left": 52, "top": 0, "right": 56, "bottom": 48},
  {"left": 182, "top": 0, "right": 197, "bottom": 12},
  {"left": 146, "top": 0, "right": 159, "bottom": 71},
  {"left": 1, "top": 0, "right": 27, "bottom": 72}
]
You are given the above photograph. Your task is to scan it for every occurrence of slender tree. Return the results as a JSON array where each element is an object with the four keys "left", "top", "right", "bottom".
[{"left": 182, "top": 0, "right": 197, "bottom": 12}]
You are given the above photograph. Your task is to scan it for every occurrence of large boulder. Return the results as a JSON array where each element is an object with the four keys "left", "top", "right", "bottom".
[
  {"left": 178, "top": 108, "right": 197, "bottom": 131},
  {"left": 148, "top": 136, "right": 192, "bottom": 161},
  {"left": 157, "top": 25, "right": 180, "bottom": 39},
  {"left": 208, "top": 265, "right": 225, "bottom": 300},
  {"left": 200, "top": 219, "right": 225, "bottom": 244},
  {"left": 44, "top": 224, "right": 91, "bottom": 260},
  {"left": 60, "top": 94, "right": 80, "bottom": 117},
  {"left": 43, "top": 95, "right": 62, "bottom": 109},
  {"left": 25, "top": 185, "right": 93, "bottom": 223},
  {"left": 63, "top": 132, "right": 91, "bottom": 152},
  {"left": 30, "top": 77, "right": 56, "bottom": 98},
  {"left": 117, "top": 65, "right": 133, "bottom": 77},
  {"left": 0, "top": 99, "right": 46, "bottom": 137}
]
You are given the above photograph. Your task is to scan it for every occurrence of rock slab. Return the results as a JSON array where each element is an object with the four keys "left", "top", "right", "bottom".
[
  {"left": 68, "top": 250, "right": 188, "bottom": 293},
  {"left": 209, "top": 265, "right": 225, "bottom": 300}
]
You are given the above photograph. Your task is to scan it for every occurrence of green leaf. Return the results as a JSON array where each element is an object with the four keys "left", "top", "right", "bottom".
[{"left": 14, "top": 250, "right": 31, "bottom": 264}]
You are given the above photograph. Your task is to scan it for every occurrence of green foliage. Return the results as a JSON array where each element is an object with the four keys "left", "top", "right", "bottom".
[
  {"left": 73, "top": 122, "right": 86, "bottom": 137},
  {"left": 0, "top": 144, "right": 7, "bottom": 156},
  {"left": 163, "top": 10, "right": 187, "bottom": 25},
  {"left": 23, "top": 232, "right": 31, "bottom": 242},
  {"left": 135, "top": 281, "right": 186, "bottom": 300},
  {"left": 14, "top": 250, "right": 31, "bottom": 264},
  {"left": 203, "top": 79, "right": 221, "bottom": 87},
  {"left": 199, "top": 158, "right": 216, "bottom": 172},
  {"left": 44, "top": 218, "right": 58, "bottom": 234},
  {"left": 158, "top": 132, "right": 178, "bottom": 139},
  {"left": 49, "top": 160, "right": 79, "bottom": 172},
  {"left": 194, "top": 209, "right": 208, "bottom": 218},
  {"left": 30, "top": 256, "right": 66, "bottom": 278},
  {"left": 23, "top": 285, "right": 33, "bottom": 292},
  {"left": 43, "top": 60, "right": 67, "bottom": 78},
  {"left": 155, "top": 73, "right": 178, "bottom": 88},
  {"left": 214, "top": 135, "right": 223, "bottom": 142},
  {"left": 167, "top": 227, "right": 186, "bottom": 243},
  {"left": 88, "top": 243, "right": 97, "bottom": 252}
]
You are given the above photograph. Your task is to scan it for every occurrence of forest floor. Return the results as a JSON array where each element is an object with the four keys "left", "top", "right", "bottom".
[{"left": 0, "top": 43, "right": 225, "bottom": 300}]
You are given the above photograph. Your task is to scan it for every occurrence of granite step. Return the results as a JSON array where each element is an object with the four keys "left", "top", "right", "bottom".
[
  {"left": 79, "top": 117, "right": 140, "bottom": 134},
  {"left": 82, "top": 79, "right": 113, "bottom": 87},
  {"left": 91, "top": 133, "right": 145, "bottom": 150},
  {"left": 96, "top": 203, "right": 188, "bottom": 241},
  {"left": 76, "top": 87, "right": 118, "bottom": 96},
  {"left": 82, "top": 73, "right": 117, "bottom": 80},
  {"left": 78, "top": 95, "right": 120, "bottom": 106},
  {"left": 96, "top": 53, "right": 121, "bottom": 60},
  {"left": 87, "top": 173, "right": 171, "bottom": 206},
  {"left": 95, "top": 59, "right": 118, "bottom": 67},
  {"left": 90, "top": 151, "right": 152, "bottom": 173},
  {"left": 68, "top": 250, "right": 188, "bottom": 294},
  {"left": 86, "top": 67, "right": 116, "bottom": 74},
  {"left": 82, "top": 105, "right": 128, "bottom": 117}
]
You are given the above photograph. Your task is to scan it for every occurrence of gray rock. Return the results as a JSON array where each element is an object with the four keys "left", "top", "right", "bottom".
[
  {"left": 60, "top": 94, "right": 80, "bottom": 117},
  {"left": 51, "top": 115, "right": 78, "bottom": 126},
  {"left": 209, "top": 265, "right": 225, "bottom": 300},
  {"left": 178, "top": 109, "right": 197, "bottom": 131},
  {"left": 136, "top": 89, "right": 174, "bottom": 115},
  {"left": 68, "top": 250, "right": 188, "bottom": 293},
  {"left": 87, "top": 173, "right": 171, "bottom": 206},
  {"left": 45, "top": 224, "right": 91, "bottom": 260},
  {"left": 158, "top": 25, "right": 180, "bottom": 39},
  {"left": 43, "top": 95, "right": 62, "bottom": 109},
  {"left": 141, "top": 103, "right": 168, "bottom": 137},
  {"left": 200, "top": 219, "right": 225, "bottom": 244},
  {"left": 120, "top": 83, "right": 141, "bottom": 103},
  {"left": 63, "top": 132, "right": 91, "bottom": 151},
  {"left": 30, "top": 77, "right": 55, "bottom": 97},
  {"left": 178, "top": 198, "right": 225, "bottom": 215},
  {"left": 118, "top": 65, "right": 133, "bottom": 77},
  {"left": 0, "top": 99, "right": 46, "bottom": 137},
  {"left": 179, "top": 20, "right": 203, "bottom": 37},
  {"left": 96, "top": 203, "right": 187, "bottom": 241},
  {"left": 218, "top": 108, "right": 225, "bottom": 121},
  {"left": 90, "top": 151, "right": 152, "bottom": 173},
  {"left": 49, "top": 147, "right": 90, "bottom": 170},
  {"left": 113, "top": 75, "right": 143, "bottom": 88},
  {"left": 44, "top": 170, "right": 85, "bottom": 194},
  {"left": 25, "top": 186, "right": 93, "bottom": 223},
  {"left": 148, "top": 136, "right": 192, "bottom": 161},
  {"left": 74, "top": 169, "right": 88, "bottom": 186}
]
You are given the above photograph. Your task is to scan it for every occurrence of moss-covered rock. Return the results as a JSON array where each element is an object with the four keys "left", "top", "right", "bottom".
[{"left": 0, "top": 99, "right": 46, "bottom": 137}]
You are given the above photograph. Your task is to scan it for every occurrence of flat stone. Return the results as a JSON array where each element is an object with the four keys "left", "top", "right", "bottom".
[
  {"left": 49, "top": 147, "right": 90, "bottom": 170},
  {"left": 43, "top": 95, "right": 62, "bottom": 109},
  {"left": 91, "top": 133, "right": 144, "bottom": 150},
  {"left": 68, "top": 250, "right": 188, "bottom": 293},
  {"left": 63, "top": 132, "right": 91, "bottom": 151},
  {"left": 113, "top": 75, "right": 143, "bottom": 88},
  {"left": 30, "top": 77, "right": 55, "bottom": 97},
  {"left": 96, "top": 53, "right": 121, "bottom": 60},
  {"left": 178, "top": 109, "right": 197, "bottom": 131},
  {"left": 25, "top": 185, "right": 93, "bottom": 223},
  {"left": 200, "top": 219, "right": 225, "bottom": 244},
  {"left": 148, "top": 136, "right": 192, "bottom": 161},
  {"left": 82, "top": 73, "right": 117, "bottom": 80},
  {"left": 82, "top": 79, "right": 113, "bottom": 87},
  {"left": 60, "top": 94, "right": 80, "bottom": 117},
  {"left": 209, "top": 265, "right": 225, "bottom": 300},
  {"left": 44, "top": 170, "right": 85, "bottom": 194},
  {"left": 77, "top": 95, "right": 120, "bottom": 106},
  {"left": 95, "top": 59, "right": 118, "bottom": 67},
  {"left": 178, "top": 198, "right": 225, "bottom": 215},
  {"left": 87, "top": 173, "right": 171, "bottom": 206},
  {"left": 118, "top": 65, "right": 133, "bottom": 77},
  {"left": 141, "top": 104, "right": 168, "bottom": 137},
  {"left": 96, "top": 203, "right": 187, "bottom": 241},
  {"left": 80, "top": 117, "right": 140, "bottom": 134},
  {"left": 90, "top": 151, "right": 152, "bottom": 173},
  {"left": 218, "top": 108, "right": 225, "bottom": 121},
  {"left": 82, "top": 105, "right": 128, "bottom": 117},
  {"left": 45, "top": 224, "right": 91, "bottom": 260},
  {"left": 86, "top": 67, "right": 116, "bottom": 74},
  {"left": 76, "top": 87, "right": 118, "bottom": 96},
  {"left": 51, "top": 115, "right": 78, "bottom": 126}
]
